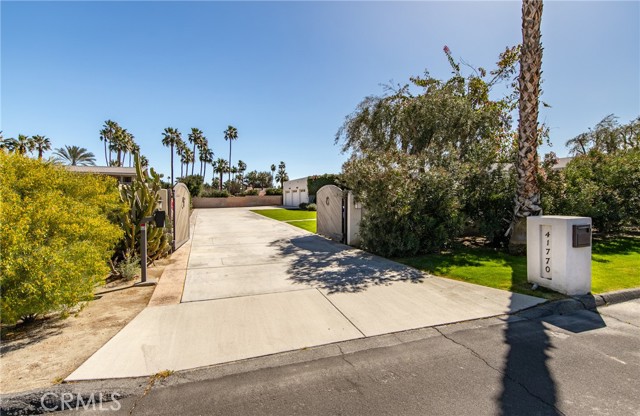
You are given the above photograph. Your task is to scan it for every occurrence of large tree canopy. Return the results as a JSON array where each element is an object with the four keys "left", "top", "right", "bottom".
[{"left": 337, "top": 47, "right": 522, "bottom": 256}]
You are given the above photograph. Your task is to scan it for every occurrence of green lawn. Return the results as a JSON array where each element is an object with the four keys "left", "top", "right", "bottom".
[
  {"left": 251, "top": 209, "right": 317, "bottom": 233},
  {"left": 396, "top": 236, "right": 640, "bottom": 299}
]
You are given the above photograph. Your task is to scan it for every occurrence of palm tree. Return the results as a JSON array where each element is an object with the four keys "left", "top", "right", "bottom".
[
  {"left": 31, "top": 135, "right": 52, "bottom": 159},
  {"left": 161, "top": 127, "right": 182, "bottom": 186},
  {"left": 214, "top": 158, "right": 229, "bottom": 190},
  {"left": 188, "top": 128, "right": 205, "bottom": 176},
  {"left": 509, "top": 0, "right": 544, "bottom": 254},
  {"left": 237, "top": 160, "right": 247, "bottom": 190},
  {"left": 223, "top": 125, "right": 238, "bottom": 184},
  {"left": 182, "top": 148, "right": 194, "bottom": 178},
  {"left": 175, "top": 139, "right": 188, "bottom": 178},
  {"left": 100, "top": 120, "right": 120, "bottom": 165},
  {"left": 270, "top": 164, "right": 276, "bottom": 187},
  {"left": 53, "top": 145, "right": 96, "bottom": 166},
  {"left": 200, "top": 147, "right": 214, "bottom": 182},
  {"left": 275, "top": 161, "right": 288, "bottom": 189},
  {"left": 6, "top": 134, "right": 35, "bottom": 155}
]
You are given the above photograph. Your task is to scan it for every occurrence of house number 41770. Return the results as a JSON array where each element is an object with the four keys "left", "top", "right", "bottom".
[{"left": 541, "top": 225, "right": 552, "bottom": 280}]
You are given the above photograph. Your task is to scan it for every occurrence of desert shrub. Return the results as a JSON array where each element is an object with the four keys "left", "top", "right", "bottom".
[
  {"left": 343, "top": 151, "right": 464, "bottom": 257},
  {"left": 201, "top": 189, "right": 230, "bottom": 198},
  {"left": 0, "top": 153, "right": 123, "bottom": 325},
  {"left": 178, "top": 175, "right": 204, "bottom": 198},
  {"left": 116, "top": 252, "right": 141, "bottom": 280},
  {"left": 265, "top": 188, "right": 282, "bottom": 196},
  {"left": 299, "top": 202, "right": 309, "bottom": 210},
  {"left": 306, "top": 203, "right": 317, "bottom": 211}
]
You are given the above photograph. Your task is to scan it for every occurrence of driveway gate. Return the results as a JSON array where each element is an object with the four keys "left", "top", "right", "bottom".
[
  {"left": 172, "top": 182, "right": 191, "bottom": 250},
  {"left": 317, "top": 185, "right": 344, "bottom": 243}
]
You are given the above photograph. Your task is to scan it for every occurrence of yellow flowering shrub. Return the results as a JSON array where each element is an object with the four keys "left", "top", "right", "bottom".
[{"left": 0, "top": 153, "right": 123, "bottom": 325}]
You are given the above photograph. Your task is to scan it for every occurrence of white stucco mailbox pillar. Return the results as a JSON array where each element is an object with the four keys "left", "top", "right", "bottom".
[{"left": 527, "top": 216, "right": 592, "bottom": 296}]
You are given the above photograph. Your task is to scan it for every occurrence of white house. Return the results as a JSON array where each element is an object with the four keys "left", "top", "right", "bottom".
[{"left": 282, "top": 177, "right": 309, "bottom": 207}]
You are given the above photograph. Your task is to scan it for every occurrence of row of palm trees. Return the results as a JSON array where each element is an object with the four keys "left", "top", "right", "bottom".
[
  {"left": 0, "top": 131, "right": 97, "bottom": 166},
  {"left": 99, "top": 120, "right": 141, "bottom": 167},
  {"left": 0, "top": 133, "right": 52, "bottom": 159},
  {"left": 162, "top": 125, "right": 239, "bottom": 189}
]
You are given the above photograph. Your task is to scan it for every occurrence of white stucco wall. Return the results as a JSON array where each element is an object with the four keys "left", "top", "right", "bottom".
[{"left": 283, "top": 177, "right": 309, "bottom": 207}]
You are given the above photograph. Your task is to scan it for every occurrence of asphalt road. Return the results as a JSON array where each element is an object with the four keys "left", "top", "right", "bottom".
[{"left": 56, "top": 299, "right": 639, "bottom": 416}]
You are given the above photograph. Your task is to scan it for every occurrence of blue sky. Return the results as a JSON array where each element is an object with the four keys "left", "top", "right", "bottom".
[{"left": 2, "top": 1, "right": 638, "bottom": 182}]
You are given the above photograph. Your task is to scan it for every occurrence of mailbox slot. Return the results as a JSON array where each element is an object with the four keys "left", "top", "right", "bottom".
[
  {"left": 154, "top": 210, "right": 166, "bottom": 228},
  {"left": 572, "top": 224, "right": 591, "bottom": 247}
]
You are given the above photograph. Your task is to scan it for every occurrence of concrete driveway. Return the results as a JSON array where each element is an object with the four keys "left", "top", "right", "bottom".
[{"left": 68, "top": 208, "right": 544, "bottom": 380}]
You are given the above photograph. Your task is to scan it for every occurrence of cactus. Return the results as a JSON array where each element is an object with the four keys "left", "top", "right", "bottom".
[{"left": 119, "top": 153, "right": 171, "bottom": 264}]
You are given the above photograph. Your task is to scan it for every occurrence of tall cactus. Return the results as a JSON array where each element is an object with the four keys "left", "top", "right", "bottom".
[{"left": 119, "top": 153, "right": 171, "bottom": 263}]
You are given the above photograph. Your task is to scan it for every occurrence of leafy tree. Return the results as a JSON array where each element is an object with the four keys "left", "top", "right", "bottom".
[
  {"left": 338, "top": 46, "right": 520, "bottom": 255},
  {"left": 31, "top": 135, "right": 52, "bottom": 159},
  {"left": 566, "top": 114, "right": 640, "bottom": 155},
  {"left": 179, "top": 175, "right": 205, "bottom": 198},
  {"left": 224, "top": 125, "right": 238, "bottom": 184},
  {"left": 53, "top": 145, "right": 96, "bottom": 166},
  {"left": 541, "top": 116, "right": 640, "bottom": 234},
  {"left": 0, "top": 152, "right": 123, "bottom": 325},
  {"left": 161, "top": 127, "right": 182, "bottom": 186},
  {"left": 509, "top": 0, "right": 544, "bottom": 254},
  {"left": 245, "top": 170, "right": 273, "bottom": 189}
]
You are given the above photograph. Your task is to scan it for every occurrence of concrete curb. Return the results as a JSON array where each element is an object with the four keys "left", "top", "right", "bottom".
[{"left": 515, "top": 287, "right": 640, "bottom": 321}]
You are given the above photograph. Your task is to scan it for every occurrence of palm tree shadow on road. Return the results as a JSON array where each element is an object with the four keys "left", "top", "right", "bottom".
[{"left": 499, "top": 258, "right": 607, "bottom": 415}]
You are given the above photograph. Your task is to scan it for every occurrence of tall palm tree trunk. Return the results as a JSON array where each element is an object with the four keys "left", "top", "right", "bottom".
[
  {"left": 192, "top": 143, "right": 197, "bottom": 176},
  {"left": 228, "top": 143, "right": 232, "bottom": 184},
  {"left": 103, "top": 141, "right": 108, "bottom": 165},
  {"left": 509, "top": 0, "right": 544, "bottom": 254}
]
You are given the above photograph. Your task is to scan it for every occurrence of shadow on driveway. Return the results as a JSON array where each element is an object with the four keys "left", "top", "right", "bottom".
[{"left": 270, "top": 235, "right": 424, "bottom": 294}]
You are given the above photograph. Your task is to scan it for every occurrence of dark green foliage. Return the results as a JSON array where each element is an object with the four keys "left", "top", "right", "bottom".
[
  {"left": 118, "top": 154, "right": 171, "bottom": 264},
  {"left": 540, "top": 149, "right": 640, "bottom": 233},
  {"left": 461, "top": 165, "right": 516, "bottom": 246},
  {"left": 224, "top": 180, "right": 242, "bottom": 195},
  {"left": 307, "top": 174, "right": 342, "bottom": 196},
  {"left": 343, "top": 151, "right": 464, "bottom": 257},
  {"left": 179, "top": 175, "right": 204, "bottom": 198},
  {"left": 243, "top": 189, "right": 259, "bottom": 196},
  {"left": 265, "top": 188, "right": 282, "bottom": 195},
  {"left": 245, "top": 171, "right": 273, "bottom": 189},
  {"left": 201, "top": 188, "right": 230, "bottom": 198},
  {"left": 299, "top": 202, "right": 308, "bottom": 210}
]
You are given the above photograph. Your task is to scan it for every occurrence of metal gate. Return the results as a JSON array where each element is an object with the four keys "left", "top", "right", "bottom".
[
  {"left": 317, "top": 185, "right": 344, "bottom": 242},
  {"left": 172, "top": 182, "right": 191, "bottom": 250}
]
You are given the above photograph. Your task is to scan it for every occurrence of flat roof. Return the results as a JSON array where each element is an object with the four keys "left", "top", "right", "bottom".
[{"left": 67, "top": 166, "right": 137, "bottom": 176}]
